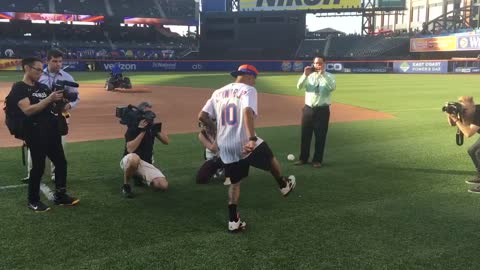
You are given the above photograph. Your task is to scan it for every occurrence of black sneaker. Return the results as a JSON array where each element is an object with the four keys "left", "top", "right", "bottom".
[
  {"left": 54, "top": 193, "right": 80, "bottom": 206},
  {"left": 122, "top": 184, "right": 134, "bottom": 198},
  {"left": 28, "top": 201, "right": 51, "bottom": 212}
]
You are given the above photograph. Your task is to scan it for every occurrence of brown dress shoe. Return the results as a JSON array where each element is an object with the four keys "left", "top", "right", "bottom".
[
  {"left": 294, "top": 160, "right": 307, "bottom": 166},
  {"left": 312, "top": 162, "right": 322, "bottom": 168}
]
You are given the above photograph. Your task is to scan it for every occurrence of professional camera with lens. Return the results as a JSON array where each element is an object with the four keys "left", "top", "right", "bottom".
[
  {"left": 442, "top": 102, "right": 463, "bottom": 116},
  {"left": 442, "top": 101, "right": 465, "bottom": 146},
  {"left": 52, "top": 80, "right": 79, "bottom": 102},
  {"left": 115, "top": 105, "right": 161, "bottom": 133}
]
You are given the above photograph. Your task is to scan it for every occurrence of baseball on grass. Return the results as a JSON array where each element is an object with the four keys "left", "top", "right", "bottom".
[{"left": 287, "top": 154, "right": 295, "bottom": 161}]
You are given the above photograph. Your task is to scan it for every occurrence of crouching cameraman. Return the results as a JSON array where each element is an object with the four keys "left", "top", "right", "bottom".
[
  {"left": 446, "top": 96, "right": 480, "bottom": 193},
  {"left": 120, "top": 102, "right": 169, "bottom": 198}
]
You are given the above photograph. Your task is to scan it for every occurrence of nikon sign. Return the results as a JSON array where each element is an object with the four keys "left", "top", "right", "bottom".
[{"left": 239, "top": 0, "right": 362, "bottom": 11}]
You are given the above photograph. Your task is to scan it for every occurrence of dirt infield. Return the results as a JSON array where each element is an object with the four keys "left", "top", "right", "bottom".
[{"left": 0, "top": 83, "right": 394, "bottom": 148}]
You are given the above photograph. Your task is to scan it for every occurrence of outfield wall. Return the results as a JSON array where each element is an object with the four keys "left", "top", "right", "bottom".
[{"left": 1, "top": 59, "right": 480, "bottom": 74}]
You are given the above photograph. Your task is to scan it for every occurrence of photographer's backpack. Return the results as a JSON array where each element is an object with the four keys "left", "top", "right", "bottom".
[{"left": 3, "top": 91, "right": 26, "bottom": 140}]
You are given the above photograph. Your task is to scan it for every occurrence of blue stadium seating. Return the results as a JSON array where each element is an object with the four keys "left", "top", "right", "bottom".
[{"left": 0, "top": 0, "right": 196, "bottom": 19}]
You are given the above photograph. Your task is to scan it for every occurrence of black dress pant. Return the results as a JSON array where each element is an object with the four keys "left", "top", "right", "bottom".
[
  {"left": 299, "top": 105, "right": 330, "bottom": 163},
  {"left": 25, "top": 121, "right": 67, "bottom": 203}
]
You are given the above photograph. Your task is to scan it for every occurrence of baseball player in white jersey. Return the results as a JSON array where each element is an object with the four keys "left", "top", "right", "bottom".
[
  {"left": 198, "top": 64, "right": 296, "bottom": 232},
  {"left": 22, "top": 50, "right": 79, "bottom": 184}
]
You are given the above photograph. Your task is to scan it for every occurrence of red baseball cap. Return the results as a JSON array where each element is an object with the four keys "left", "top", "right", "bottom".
[{"left": 230, "top": 64, "right": 259, "bottom": 78}]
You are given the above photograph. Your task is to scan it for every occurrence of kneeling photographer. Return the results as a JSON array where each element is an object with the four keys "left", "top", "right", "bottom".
[
  {"left": 444, "top": 96, "right": 480, "bottom": 193},
  {"left": 117, "top": 102, "right": 169, "bottom": 198}
]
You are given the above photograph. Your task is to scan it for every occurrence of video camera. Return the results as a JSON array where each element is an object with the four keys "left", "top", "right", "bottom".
[
  {"left": 115, "top": 104, "right": 161, "bottom": 133},
  {"left": 442, "top": 101, "right": 464, "bottom": 146},
  {"left": 52, "top": 80, "right": 79, "bottom": 102}
]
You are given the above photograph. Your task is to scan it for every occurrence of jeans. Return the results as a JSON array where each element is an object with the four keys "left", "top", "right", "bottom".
[{"left": 467, "top": 137, "right": 480, "bottom": 174}]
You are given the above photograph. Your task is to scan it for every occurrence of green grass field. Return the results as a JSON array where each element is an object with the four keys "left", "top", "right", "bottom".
[{"left": 1, "top": 72, "right": 480, "bottom": 269}]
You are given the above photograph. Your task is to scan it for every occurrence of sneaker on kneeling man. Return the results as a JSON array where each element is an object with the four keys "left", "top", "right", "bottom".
[
  {"left": 466, "top": 177, "right": 480, "bottom": 185},
  {"left": 280, "top": 175, "right": 296, "bottom": 196},
  {"left": 468, "top": 186, "right": 480, "bottom": 194},
  {"left": 122, "top": 184, "right": 134, "bottom": 198}
]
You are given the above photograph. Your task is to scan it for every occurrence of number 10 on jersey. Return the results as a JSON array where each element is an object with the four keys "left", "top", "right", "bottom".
[{"left": 221, "top": 103, "right": 238, "bottom": 126}]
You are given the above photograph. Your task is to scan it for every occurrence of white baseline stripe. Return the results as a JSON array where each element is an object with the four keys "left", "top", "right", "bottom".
[
  {"left": 383, "top": 108, "right": 439, "bottom": 113},
  {"left": 0, "top": 184, "right": 27, "bottom": 190}
]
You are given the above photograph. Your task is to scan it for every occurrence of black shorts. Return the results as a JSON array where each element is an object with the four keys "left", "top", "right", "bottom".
[
  {"left": 224, "top": 142, "right": 274, "bottom": 184},
  {"left": 196, "top": 156, "right": 224, "bottom": 184}
]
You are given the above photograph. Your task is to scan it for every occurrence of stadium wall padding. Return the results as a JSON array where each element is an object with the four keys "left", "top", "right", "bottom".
[{"left": 2, "top": 59, "right": 480, "bottom": 74}]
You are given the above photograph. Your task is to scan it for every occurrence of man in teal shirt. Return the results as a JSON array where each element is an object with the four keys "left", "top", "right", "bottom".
[{"left": 295, "top": 55, "right": 336, "bottom": 168}]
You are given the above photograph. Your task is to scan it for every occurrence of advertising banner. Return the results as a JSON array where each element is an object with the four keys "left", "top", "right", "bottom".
[
  {"left": 62, "top": 60, "right": 88, "bottom": 72},
  {"left": 239, "top": 0, "right": 361, "bottom": 11},
  {"left": 0, "top": 59, "right": 21, "bottom": 71},
  {"left": 95, "top": 60, "right": 388, "bottom": 73},
  {"left": 456, "top": 35, "right": 480, "bottom": 51},
  {"left": 97, "top": 60, "right": 306, "bottom": 72},
  {"left": 410, "top": 36, "right": 457, "bottom": 52},
  {"left": 349, "top": 67, "right": 388, "bottom": 73},
  {"left": 342, "top": 62, "right": 389, "bottom": 73},
  {"left": 453, "top": 67, "right": 480, "bottom": 73},
  {"left": 393, "top": 61, "right": 448, "bottom": 73},
  {"left": 123, "top": 17, "right": 196, "bottom": 26},
  {"left": 0, "top": 12, "right": 104, "bottom": 22}
]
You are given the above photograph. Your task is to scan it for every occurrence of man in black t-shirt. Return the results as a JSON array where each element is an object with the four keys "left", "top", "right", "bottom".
[
  {"left": 447, "top": 96, "right": 480, "bottom": 193},
  {"left": 6, "top": 57, "right": 79, "bottom": 212},
  {"left": 120, "top": 102, "right": 170, "bottom": 198}
]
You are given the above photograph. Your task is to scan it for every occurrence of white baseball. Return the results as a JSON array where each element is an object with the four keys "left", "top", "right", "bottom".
[{"left": 287, "top": 154, "right": 295, "bottom": 161}]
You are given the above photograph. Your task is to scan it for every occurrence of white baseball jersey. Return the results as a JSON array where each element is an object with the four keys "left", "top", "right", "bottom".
[{"left": 202, "top": 82, "right": 263, "bottom": 164}]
